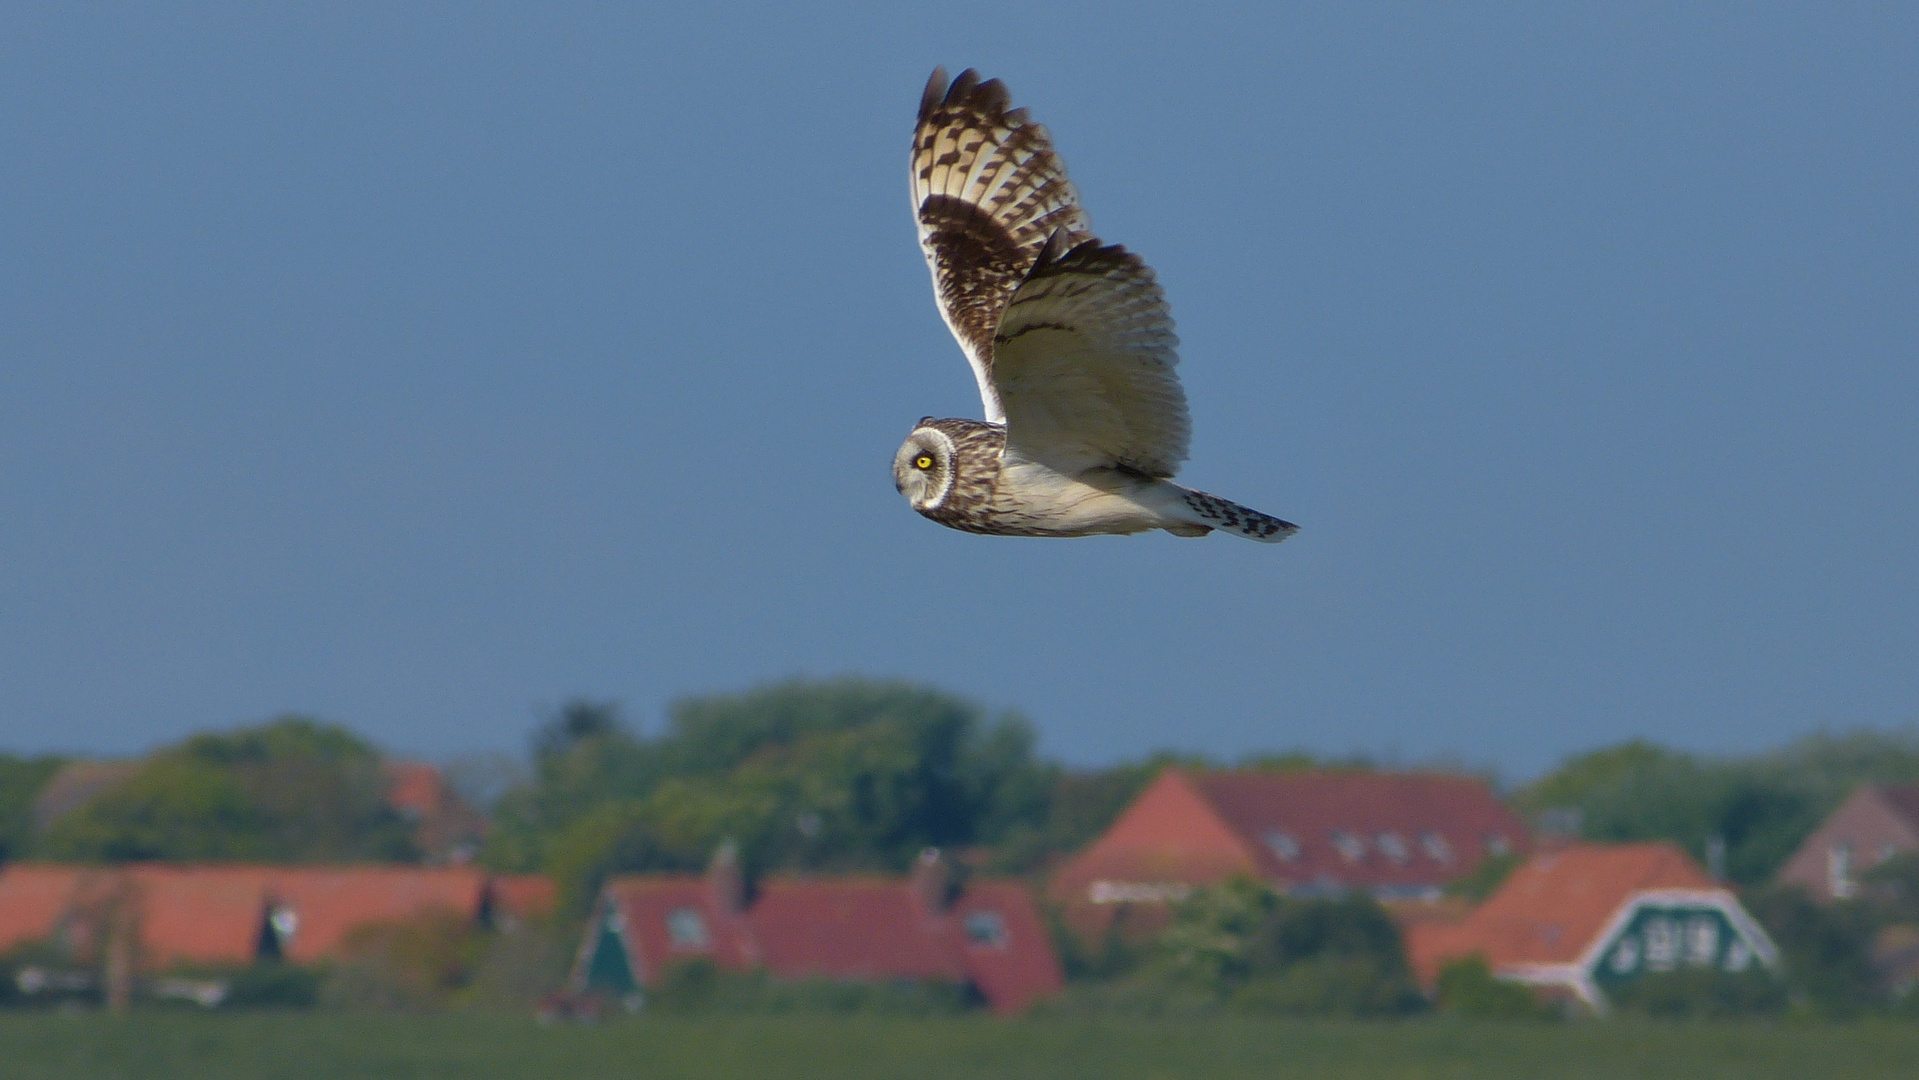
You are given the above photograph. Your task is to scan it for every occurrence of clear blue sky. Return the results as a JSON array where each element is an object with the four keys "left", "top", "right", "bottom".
[{"left": 3, "top": 4, "right": 1914, "bottom": 778}]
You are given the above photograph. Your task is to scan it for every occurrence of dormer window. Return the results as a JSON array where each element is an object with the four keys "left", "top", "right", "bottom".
[
  {"left": 665, "top": 907, "right": 709, "bottom": 950},
  {"left": 1263, "top": 830, "right": 1301, "bottom": 861},
  {"left": 1829, "top": 844, "right": 1856, "bottom": 900},
  {"left": 1330, "top": 830, "right": 1367, "bottom": 863},
  {"left": 964, "top": 910, "right": 1008, "bottom": 948},
  {"left": 1419, "top": 831, "right": 1452, "bottom": 863},
  {"left": 1375, "top": 832, "right": 1409, "bottom": 865}
]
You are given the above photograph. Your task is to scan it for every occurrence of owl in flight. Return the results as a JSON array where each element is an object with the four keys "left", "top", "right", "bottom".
[{"left": 895, "top": 68, "right": 1297, "bottom": 543}]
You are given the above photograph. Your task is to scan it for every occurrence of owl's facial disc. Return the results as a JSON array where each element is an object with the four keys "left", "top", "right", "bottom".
[{"left": 893, "top": 427, "right": 955, "bottom": 510}]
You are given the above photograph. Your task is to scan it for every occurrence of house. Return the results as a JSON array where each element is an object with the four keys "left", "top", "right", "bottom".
[
  {"left": 381, "top": 762, "right": 489, "bottom": 864},
  {"left": 573, "top": 848, "right": 1063, "bottom": 1015},
  {"left": 1049, "top": 768, "right": 1528, "bottom": 939},
  {"left": 0, "top": 862, "right": 554, "bottom": 971},
  {"left": 1775, "top": 784, "right": 1919, "bottom": 902},
  {"left": 1404, "top": 842, "right": 1779, "bottom": 1012}
]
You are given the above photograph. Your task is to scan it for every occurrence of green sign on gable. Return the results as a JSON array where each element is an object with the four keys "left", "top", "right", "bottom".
[
  {"left": 583, "top": 907, "right": 637, "bottom": 994},
  {"left": 1590, "top": 902, "right": 1763, "bottom": 992}
]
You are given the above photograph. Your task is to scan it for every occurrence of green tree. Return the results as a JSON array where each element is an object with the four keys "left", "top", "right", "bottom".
[
  {"left": 1434, "top": 956, "right": 1554, "bottom": 1019},
  {"left": 1515, "top": 729, "right": 1919, "bottom": 886},
  {"left": 1742, "top": 884, "right": 1885, "bottom": 1016},
  {"left": 488, "top": 680, "right": 1058, "bottom": 907},
  {"left": 40, "top": 716, "right": 415, "bottom": 864},
  {"left": 1151, "top": 878, "right": 1425, "bottom": 1017},
  {"left": 0, "top": 753, "right": 65, "bottom": 862}
]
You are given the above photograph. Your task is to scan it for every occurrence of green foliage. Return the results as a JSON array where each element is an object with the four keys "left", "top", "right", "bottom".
[
  {"left": 220, "top": 962, "right": 323, "bottom": 1009},
  {"left": 487, "top": 680, "right": 1058, "bottom": 907},
  {"left": 986, "top": 759, "right": 1174, "bottom": 875},
  {"left": 39, "top": 716, "right": 415, "bottom": 864},
  {"left": 1516, "top": 729, "right": 1919, "bottom": 885},
  {"left": 1444, "top": 851, "right": 1522, "bottom": 902},
  {"left": 41, "top": 756, "right": 269, "bottom": 861},
  {"left": 0, "top": 753, "right": 64, "bottom": 862},
  {"left": 1609, "top": 967, "right": 1788, "bottom": 1019},
  {"left": 1862, "top": 851, "right": 1919, "bottom": 923},
  {"left": 1434, "top": 956, "right": 1555, "bottom": 1019},
  {"left": 640, "top": 958, "right": 977, "bottom": 1016},
  {"left": 320, "top": 909, "right": 486, "bottom": 1011},
  {"left": 1742, "top": 884, "right": 1887, "bottom": 1015},
  {"left": 1116, "top": 878, "right": 1424, "bottom": 1017}
]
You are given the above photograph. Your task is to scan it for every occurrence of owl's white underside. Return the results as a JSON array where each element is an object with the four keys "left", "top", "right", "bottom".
[{"left": 991, "top": 456, "right": 1211, "bottom": 538}]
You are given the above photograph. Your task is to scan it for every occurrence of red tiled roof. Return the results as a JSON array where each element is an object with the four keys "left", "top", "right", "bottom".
[
  {"left": 130, "top": 865, "right": 278, "bottom": 968},
  {"left": 0, "top": 864, "right": 84, "bottom": 954},
  {"left": 1194, "top": 770, "right": 1526, "bottom": 890},
  {"left": 600, "top": 876, "right": 759, "bottom": 978},
  {"left": 381, "top": 761, "right": 489, "bottom": 861},
  {"left": 489, "top": 874, "right": 558, "bottom": 924},
  {"left": 1052, "top": 768, "right": 1528, "bottom": 913},
  {"left": 382, "top": 762, "right": 446, "bottom": 819},
  {"left": 266, "top": 866, "right": 488, "bottom": 963},
  {"left": 1880, "top": 785, "right": 1919, "bottom": 829},
  {"left": 593, "top": 867, "right": 1063, "bottom": 1015},
  {"left": 951, "top": 880, "right": 1066, "bottom": 1014},
  {"left": 1405, "top": 842, "right": 1718, "bottom": 986},
  {"left": 0, "top": 863, "right": 507, "bottom": 969},
  {"left": 750, "top": 877, "right": 967, "bottom": 983}
]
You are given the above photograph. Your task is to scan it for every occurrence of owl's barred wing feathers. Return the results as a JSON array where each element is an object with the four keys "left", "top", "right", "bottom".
[
  {"left": 913, "top": 68, "right": 1093, "bottom": 422},
  {"left": 994, "top": 235, "right": 1189, "bottom": 477}
]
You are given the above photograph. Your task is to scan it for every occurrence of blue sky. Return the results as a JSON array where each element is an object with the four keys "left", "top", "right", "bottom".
[{"left": 2, "top": 3, "right": 1914, "bottom": 777}]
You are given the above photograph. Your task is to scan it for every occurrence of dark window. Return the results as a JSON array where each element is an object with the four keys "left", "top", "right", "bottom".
[{"left": 964, "top": 910, "right": 1007, "bottom": 948}]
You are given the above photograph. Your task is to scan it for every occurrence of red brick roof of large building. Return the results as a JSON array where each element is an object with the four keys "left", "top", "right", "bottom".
[
  {"left": 588, "top": 853, "right": 1063, "bottom": 1015},
  {"left": 1404, "top": 841, "right": 1717, "bottom": 986},
  {"left": 1881, "top": 785, "right": 1919, "bottom": 825},
  {"left": 1052, "top": 768, "right": 1528, "bottom": 910},
  {"left": 0, "top": 862, "right": 549, "bottom": 969}
]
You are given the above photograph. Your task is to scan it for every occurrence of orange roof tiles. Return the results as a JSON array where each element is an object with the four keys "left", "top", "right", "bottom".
[
  {"left": 0, "top": 864, "right": 85, "bottom": 954},
  {"left": 0, "top": 863, "right": 552, "bottom": 970},
  {"left": 490, "top": 874, "right": 558, "bottom": 924},
  {"left": 1405, "top": 842, "right": 1718, "bottom": 986}
]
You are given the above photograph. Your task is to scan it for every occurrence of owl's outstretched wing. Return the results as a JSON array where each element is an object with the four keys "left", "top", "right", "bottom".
[
  {"left": 991, "top": 234, "right": 1189, "bottom": 478},
  {"left": 912, "top": 68, "right": 1092, "bottom": 422},
  {"left": 911, "top": 68, "right": 1189, "bottom": 478}
]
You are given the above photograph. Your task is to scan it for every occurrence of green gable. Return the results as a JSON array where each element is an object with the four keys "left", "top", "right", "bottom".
[
  {"left": 582, "top": 906, "right": 638, "bottom": 994},
  {"left": 1590, "top": 899, "right": 1772, "bottom": 993}
]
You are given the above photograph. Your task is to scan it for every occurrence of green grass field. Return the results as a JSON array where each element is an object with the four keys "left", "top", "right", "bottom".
[{"left": 0, "top": 1013, "right": 1915, "bottom": 1080}]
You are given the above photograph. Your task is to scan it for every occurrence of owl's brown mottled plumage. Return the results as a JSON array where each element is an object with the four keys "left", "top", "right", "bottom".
[{"left": 897, "top": 68, "right": 1298, "bottom": 544}]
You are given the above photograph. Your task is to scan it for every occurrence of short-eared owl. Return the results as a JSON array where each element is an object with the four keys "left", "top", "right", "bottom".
[{"left": 895, "top": 68, "right": 1297, "bottom": 543}]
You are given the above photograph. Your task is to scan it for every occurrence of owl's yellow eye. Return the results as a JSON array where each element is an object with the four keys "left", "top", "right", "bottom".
[{"left": 914, "top": 454, "right": 934, "bottom": 470}]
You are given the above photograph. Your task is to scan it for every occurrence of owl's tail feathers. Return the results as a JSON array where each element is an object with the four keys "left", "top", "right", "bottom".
[{"left": 1169, "top": 486, "right": 1299, "bottom": 544}]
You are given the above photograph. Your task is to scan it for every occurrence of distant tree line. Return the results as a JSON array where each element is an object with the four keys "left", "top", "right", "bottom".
[{"left": 5, "top": 681, "right": 1919, "bottom": 1016}]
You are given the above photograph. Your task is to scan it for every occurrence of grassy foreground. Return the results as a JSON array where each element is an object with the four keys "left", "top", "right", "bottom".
[{"left": 0, "top": 1013, "right": 1916, "bottom": 1080}]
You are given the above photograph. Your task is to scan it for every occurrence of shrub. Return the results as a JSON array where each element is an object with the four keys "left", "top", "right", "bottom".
[
  {"left": 320, "top": 909, "right": 484, "bottom": 1011},
  {"left": 1433, "top": 956, "right": 1554, "bottom": 1020},
  {"left": 1610, "top": 967, "right": 1788, "bottom": 1019},
  {"left": 642, "top": 959, "right": 976, "bottom": 1016}
]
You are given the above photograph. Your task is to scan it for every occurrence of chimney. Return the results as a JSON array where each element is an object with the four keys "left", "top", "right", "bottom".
[
  {"left": 911, "top": 847, "right": 951, "bottom": 914},
  {"left": 707, "top": 840, "right": 745, "bottom": 915}
]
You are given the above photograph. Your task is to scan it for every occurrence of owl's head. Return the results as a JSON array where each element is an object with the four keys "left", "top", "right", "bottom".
[{"left": 893, "top": 422, "right": 957, "bottom": 510}]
